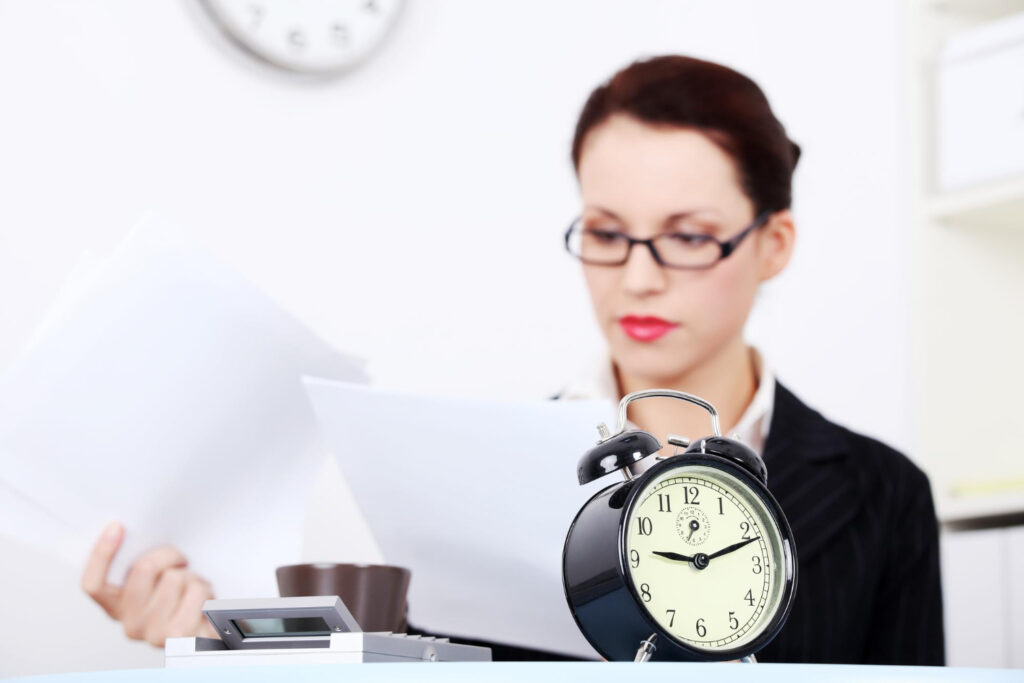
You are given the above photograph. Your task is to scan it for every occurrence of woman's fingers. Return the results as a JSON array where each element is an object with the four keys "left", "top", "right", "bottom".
[
  {"left": 80, "top": 522, "right": 125, "bottom": 618},
  {"left": 118, "top": 546, "right": 188, "bottom": 641},
  {"left": 119, "top": 545, "right": 188, "bottom": 613},
  {"left": 165, "top": 574, "right": 215, "bottom": 642},
  {"left": 80, "top": 533, "right": 214, "bottom": 647},
  {"left": 137, "top": 567, "right": 190, "bottom": 646}
]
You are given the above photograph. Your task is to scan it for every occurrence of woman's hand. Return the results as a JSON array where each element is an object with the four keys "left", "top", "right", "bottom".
[{"left": 80, "top": 522, "right": 218, "bottom": 647}]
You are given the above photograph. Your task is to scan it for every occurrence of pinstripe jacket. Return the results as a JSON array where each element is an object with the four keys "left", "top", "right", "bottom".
[{"left": 754, "top": 381, "right": 944, "bottom": 664}]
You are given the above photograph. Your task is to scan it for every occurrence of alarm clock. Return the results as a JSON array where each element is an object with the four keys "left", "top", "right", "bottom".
[{"left": 562, "top": 389, "right": 797, "bottom": 662}]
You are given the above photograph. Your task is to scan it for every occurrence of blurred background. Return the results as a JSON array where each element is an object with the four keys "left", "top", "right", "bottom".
[{"left": 0, "top": 0, "right": 1022, "bottom": 675}]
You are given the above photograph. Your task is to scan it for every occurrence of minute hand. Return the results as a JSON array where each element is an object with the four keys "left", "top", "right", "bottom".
[{"left": 707, "top": 536, "right": 761, "bottom": 560}]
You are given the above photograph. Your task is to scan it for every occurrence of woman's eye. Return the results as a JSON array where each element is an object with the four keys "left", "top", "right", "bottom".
[
  {"left": 664, "top": 232, "right": 707, "bottom": 245},
  {"left": 586, "top": 229, "right": 625, "bottom": 243}
]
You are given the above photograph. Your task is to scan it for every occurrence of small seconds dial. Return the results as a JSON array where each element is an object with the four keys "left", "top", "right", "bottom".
[
  {"left": 625, "top": 464, "right": 787, "bottom": 651},
  {"left": 200, "top": 0, "right": 404, "bottom": 75}
]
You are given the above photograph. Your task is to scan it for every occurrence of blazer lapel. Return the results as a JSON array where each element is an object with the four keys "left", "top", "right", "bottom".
[{"left": 762, "top": 382, "right": 866, "bottom": 561}]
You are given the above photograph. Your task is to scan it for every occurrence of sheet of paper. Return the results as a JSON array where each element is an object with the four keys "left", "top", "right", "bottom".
[
  {"left": 303, "top": 377, "right": 616, "bottom": 659},
  {"left": 0, "top": 215, "right": 367, "bottom": 597},
  {"left": 0, "top": 479, "right": 84, "bottom": 560}
]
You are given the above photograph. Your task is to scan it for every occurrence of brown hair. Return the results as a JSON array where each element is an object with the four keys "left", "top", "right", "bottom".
[{"left": 572, "top": 55, "right": 801, "bottom": 215}]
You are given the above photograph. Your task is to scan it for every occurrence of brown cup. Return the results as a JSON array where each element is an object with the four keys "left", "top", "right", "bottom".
[{"left": 276, "top": 563, "right": 411, "bottom": 633}]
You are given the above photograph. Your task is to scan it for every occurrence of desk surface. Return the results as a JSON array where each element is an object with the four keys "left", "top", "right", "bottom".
[{"left": 10, "top": 663, "right": 1023, "bottom": 682}]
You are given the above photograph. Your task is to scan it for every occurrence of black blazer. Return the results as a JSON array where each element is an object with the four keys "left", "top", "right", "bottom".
[
  {"left": 416, "top": 381, "right": 946, "bottom": 664},
  {"left": 754, "top": 381, "right": 944, "bottom": 665}
]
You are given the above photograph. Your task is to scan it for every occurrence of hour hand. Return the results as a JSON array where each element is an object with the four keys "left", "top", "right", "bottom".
[{"left": 651, "top": 550, "right": 695, "bottom": 563}]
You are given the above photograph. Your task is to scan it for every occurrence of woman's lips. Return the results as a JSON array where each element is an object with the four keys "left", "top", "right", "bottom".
[{"left": 618, "top": 315, "right": 679, "bottom": 342}]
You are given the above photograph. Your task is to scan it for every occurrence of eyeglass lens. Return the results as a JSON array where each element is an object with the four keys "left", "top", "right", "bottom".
[{"left": 569, "top": 224, "right": 721, "bottom": 268}]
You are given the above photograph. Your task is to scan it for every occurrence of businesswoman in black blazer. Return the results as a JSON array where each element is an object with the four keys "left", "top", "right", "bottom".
[{"left": 557, "top": 55, "right": 944, "bottom": 664}]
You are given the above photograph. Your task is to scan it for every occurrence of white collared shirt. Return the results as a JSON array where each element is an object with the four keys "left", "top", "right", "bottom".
[{"left": 559, "top": 347, "right": 776, "bottom": 455}]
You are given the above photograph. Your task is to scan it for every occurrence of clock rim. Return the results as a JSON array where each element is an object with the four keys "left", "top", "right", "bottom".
[
  {"left": 197, "top": 0, "right": 406, "bottom": 77},
  {"left": 617, "top": 452, "right": 798, "bottom": 661}
]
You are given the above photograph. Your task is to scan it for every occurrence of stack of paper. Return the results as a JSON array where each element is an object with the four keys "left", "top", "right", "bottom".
[
  {"left": 1, "top": 213, "right": 620, "bottom": 656},
  {"left": 0, "top": 216, "right": 366, "bottom": 597}
]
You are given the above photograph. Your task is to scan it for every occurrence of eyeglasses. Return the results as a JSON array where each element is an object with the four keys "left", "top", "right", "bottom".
[{"left": 564, "top": 210, "right": 773, "bottom": 270}]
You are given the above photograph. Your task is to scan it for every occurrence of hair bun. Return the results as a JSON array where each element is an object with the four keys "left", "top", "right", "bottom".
[{"left": 790, "top": 140, "right": 802, "bottom": 171}]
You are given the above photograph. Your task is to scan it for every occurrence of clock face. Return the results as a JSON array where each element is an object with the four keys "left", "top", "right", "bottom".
[
  {"left": 201, "top": 0, "right": 404, "bottom": 75},
  {"left": 624, "top": 463, "right": 789, "bottom": 653}
]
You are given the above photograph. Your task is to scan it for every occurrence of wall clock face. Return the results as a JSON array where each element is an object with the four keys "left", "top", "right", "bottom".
[
  {"left": 200, "top": 0, "right": 404, "bottom": 75},
  {"left": 623, "top": 463, "right": 790, "bottom": 653}
]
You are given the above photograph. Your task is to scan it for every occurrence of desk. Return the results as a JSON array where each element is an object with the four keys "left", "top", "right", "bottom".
[{"left": 9, "top": 663, "right": 1022, "bottom": 682}]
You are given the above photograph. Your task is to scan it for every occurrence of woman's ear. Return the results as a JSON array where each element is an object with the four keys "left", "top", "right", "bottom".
[{"left": 757, "top": 209, "right": 795, "bottom": 282}]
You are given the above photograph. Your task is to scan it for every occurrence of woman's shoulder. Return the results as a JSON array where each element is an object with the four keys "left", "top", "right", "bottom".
[
  {"left": 773, "top": 381, "right": 932, "bottom": 499},
  {"left": 769, "top": 381, "right": 938, "bottom": 567}
]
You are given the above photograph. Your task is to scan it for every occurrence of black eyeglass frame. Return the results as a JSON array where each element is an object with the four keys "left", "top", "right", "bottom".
[{"left": 564, "top": 210, "right": 774, "bottom": 270}]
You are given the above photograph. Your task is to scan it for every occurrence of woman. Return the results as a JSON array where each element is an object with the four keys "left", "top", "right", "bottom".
[
  {"left": 82, "top": 54, "right": 944, "bottom": 664},
  {"left": 558, "top": 55, "right": 944, "bottom": 664}
]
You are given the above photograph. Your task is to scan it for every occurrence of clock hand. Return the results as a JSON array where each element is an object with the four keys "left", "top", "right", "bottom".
[
  {"left": 707, "top": 536, "right": 761, "bottom": 560},
  {"left": 652, "top": 535, "right": 758, "bottom": 569},
  {"left": 651, "top": 550, "right": 696, "bottom": 563}
]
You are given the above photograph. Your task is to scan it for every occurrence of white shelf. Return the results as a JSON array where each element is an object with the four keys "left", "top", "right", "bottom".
[
  {"left": 939, "top": 469, "right": 1024, "bottom": 527},
  {"left": 929, "top": 0, "right": 1024, "bottom": 22},
  {"left": 909, "top": 0, "right": 1024, "bottom": 530},
  {"left": 926, "top": 174, "right": 1024, "bottom": 228},
  {"left": 939, "top": 490, "right": 1024, "bottom": 527}
]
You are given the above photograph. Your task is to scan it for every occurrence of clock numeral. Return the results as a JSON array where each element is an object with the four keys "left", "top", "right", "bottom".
[
  {"left": 288, "top": 29, "right": 307, "bottom": 49},
  {"left": 629, "top": 549, "right": 640, "bottom": 569},
  {"left": 740, "top": 521, "right": 753, "bottom": 540},
  {"left": 752, "top": 555, "right": 763, "bottom": 574},
  {"left": 636, "top": 516, "right": 653, "bottom": 536},
  {"left": 695, "top": 618, "right": 707, "bottom": 638},
  {"left": 331, "top": 23, "right": 350, "bottom": 46},
  {"left": 729, "top": 611, "right": 739, "bottom": 630},
  {"left": 657, "top": 493, "right": 671, "bottom": 513},
  {"left": 364, "top": 0, "right": 379, "bottom": 12},
  {"left": 640, "top": 583, "right": 652, "bottom": 602},
  {"left": 665, "top": 609, "right": 676, "bottom": 627},
  {"left": 744, "top": 589, "right": 755, "bottom": 606},
  {"left": 718, "top": 496, "right": 724, "bottom": 515},
  {"left": 247, "top": 4, "right": 264, "bottom": 30},
  {"left": 683, "top": 486, "right": 700, "bottom": 505}
]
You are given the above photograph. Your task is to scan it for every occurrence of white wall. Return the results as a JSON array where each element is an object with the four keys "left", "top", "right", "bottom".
[{"left": 0, "top": 0, "right": 913, "bottom": 675}]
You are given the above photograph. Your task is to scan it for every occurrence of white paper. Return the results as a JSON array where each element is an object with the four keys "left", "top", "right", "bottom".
[
  {"left": 303, "top": 377, "right": 616, "bottom": 658},
  {"left": 0, "top": 479, "right": 86, "bottom": 561},
  {"left": 0, "top": 215, "right": 367, "bottom": 598}
]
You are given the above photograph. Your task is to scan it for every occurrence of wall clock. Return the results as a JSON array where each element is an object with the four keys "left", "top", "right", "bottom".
[{"left": 200, "top": 0, "right": 404, "bottom": 75}]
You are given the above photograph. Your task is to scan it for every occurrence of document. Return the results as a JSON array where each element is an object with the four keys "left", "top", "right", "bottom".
[
  {"left": 0, "top": 479, "right": 81, "bottom": 558},
  {"left": 0, "top": 216, "right": 366, "bottom": 597},
  {"left": 303, "top": 378, "right": 616, "bottom": 659}
]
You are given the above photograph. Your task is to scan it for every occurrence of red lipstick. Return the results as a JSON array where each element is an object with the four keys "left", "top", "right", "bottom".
[{"left": 618, "top": 315, "right": 679, "bottom": 342}]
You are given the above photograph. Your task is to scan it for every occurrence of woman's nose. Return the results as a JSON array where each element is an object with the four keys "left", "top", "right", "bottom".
[{"left": 622, "top": 241, "right": 669, "bottom": 296}]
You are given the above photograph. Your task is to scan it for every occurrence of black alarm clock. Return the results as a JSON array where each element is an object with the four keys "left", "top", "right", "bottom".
[{"left": 562, "top": 389, "right": 797, "bottom": 662}]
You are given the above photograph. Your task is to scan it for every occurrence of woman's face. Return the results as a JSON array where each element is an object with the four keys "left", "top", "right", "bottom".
[{"left": 576, "top": 114, "right": 793, "bottom": 385}]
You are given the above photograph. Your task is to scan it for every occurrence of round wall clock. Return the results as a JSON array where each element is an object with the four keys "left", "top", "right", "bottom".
[
  {"left": 200, "top": 0, "right": 404, "bottom": 75},
  {"left": 563, "top": 389, "right": 797, "bottom": 662}
]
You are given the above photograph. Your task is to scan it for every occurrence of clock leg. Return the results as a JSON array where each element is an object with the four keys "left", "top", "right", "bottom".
[{"left": 633, "top": 634, "right": 658, "bottom": 663}]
